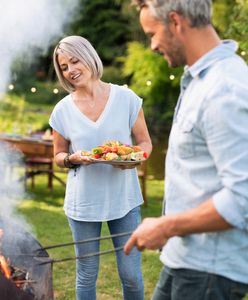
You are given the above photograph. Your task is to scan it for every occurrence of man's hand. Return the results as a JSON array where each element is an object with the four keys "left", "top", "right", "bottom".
[{"left": 124, "top": 216, "right": 169, "bottom": 255}]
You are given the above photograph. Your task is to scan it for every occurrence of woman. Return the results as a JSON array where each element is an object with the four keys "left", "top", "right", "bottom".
[{"left": 49, "top": 35, "right": 152, "bottom": 300}]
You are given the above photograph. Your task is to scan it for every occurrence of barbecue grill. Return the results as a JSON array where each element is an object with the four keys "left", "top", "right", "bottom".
[{"left": 0, "top": 219, "right": 53, "bottom": 300}]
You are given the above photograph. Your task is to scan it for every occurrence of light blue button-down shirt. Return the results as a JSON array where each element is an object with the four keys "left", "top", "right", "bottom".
[{"left": 160, "top": 40, "right": 248, "bottom": 283}]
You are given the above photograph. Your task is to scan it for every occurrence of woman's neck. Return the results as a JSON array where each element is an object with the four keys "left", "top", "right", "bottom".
[
  {"left": 72, "top": 80, "right": 109, "bottom": 109},
  {"left": 74, "top": 80, "right": 103, "bottom": 99}
]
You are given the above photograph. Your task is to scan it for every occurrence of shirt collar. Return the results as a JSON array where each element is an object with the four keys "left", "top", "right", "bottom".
[{"left": 185, "top": 40, "right": 239, "bottom": 79}]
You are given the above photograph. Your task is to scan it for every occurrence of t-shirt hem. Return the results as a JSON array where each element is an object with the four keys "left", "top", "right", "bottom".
[{"left": 64, "top": 201, "right": 143, "bottom": 222}]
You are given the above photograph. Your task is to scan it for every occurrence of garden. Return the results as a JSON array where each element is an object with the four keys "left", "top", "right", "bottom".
[
  {"left": 19, "top": 175, "right": 164, "bottom": 299},
  {"left": 0, "top": 0, "right": 248, "bottom": 299}
]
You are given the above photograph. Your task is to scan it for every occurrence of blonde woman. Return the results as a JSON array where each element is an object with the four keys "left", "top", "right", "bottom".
[{"left": 49, "top": 35, "right": 152, "bottom": 300}]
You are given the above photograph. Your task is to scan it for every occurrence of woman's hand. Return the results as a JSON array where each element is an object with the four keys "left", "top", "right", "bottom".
[
  {"left": 112, "top": 162, "right": 141, "bottom": 170},
  {"left": 69, "top": 150, "right": 94, "bottom": 166}
]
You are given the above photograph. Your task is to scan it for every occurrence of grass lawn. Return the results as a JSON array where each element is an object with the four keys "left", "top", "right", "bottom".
[
  {"left": 1, "top": 95, "right": 164, "bottom": 299},
  {"left": 18, "top": 174, "right": 164, "bottom": 300}
]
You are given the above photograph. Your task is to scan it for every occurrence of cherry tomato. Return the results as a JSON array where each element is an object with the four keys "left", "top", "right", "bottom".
[
  {"left": 111, "top": 146, "right": 118, "bottom": 153},
  {"left": 143, "top": 152, "right": 149, "bottom": 159}
]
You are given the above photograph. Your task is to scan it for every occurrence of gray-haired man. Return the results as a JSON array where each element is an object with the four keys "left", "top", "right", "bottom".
[{"left": 124, "top": 1, "right": 248, "bottom": 299}]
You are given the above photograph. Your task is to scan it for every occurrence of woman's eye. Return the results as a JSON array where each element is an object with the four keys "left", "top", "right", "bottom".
[{"left": 61, "top": 66, "right": 68, "bottom": 72}]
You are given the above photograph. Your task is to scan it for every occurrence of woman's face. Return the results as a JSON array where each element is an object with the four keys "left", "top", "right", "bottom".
[{"left": 58, "top": 52, "right": 92, "bottom": 88}]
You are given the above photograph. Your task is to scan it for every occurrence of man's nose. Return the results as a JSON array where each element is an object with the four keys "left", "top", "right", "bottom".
[{"left": 151, "top": 40, "right": 158, "bottom": 53}]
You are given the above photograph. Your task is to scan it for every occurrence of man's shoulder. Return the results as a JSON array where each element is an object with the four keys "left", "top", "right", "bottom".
[
  {"left": 209, "top": 54, "right": 247, "bottom": 81},
  {"left": 201, "top": 55, "right": 248, "bottom": 95}
]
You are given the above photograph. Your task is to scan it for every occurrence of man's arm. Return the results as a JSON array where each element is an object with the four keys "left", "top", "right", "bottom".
[{"left": 124, "top": 198, "right": 232, "bottom": 254}]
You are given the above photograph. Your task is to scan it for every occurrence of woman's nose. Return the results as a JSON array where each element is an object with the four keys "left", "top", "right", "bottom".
[{"left": 68, "top": 64, "right": 75, "bottom": 72}]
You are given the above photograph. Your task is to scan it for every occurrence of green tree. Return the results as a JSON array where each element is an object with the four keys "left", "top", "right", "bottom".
[
  {"left": 227, "top": 0, "right": 248, "bottom": 60},
  {"left": 213, "top": 0, "right": 248, "bottom": 61},
  {"left": 212, "top": 0, "right": 234, "bottom": 36},
  {"left": 120, "top": 42, "right": 182, "bottom": 138},
  {"left": 121, "top": 0, "right": 147, "bottom": 43},
  {"left": 69, "top": 0, "right": 130, "bottom": 64}
]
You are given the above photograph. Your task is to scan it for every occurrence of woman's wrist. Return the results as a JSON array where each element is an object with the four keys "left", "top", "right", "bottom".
[{"left": 64, "top": 153, "right": 78, "bottom": 169}]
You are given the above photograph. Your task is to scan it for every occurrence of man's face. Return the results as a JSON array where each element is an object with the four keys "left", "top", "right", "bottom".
[{"left": 140, "top": 7, "right": 186, "bottom": 68}]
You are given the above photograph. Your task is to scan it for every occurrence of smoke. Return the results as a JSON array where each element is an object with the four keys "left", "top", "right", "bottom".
[
  {"left": 0, "top": 0, "right": 79, "bottom": 232},
  {"left": 0, "top": 142, "right": 28, "bottom": 227},
  {"left": 0, "top": 0, "right": 80, "bottom": 92}
]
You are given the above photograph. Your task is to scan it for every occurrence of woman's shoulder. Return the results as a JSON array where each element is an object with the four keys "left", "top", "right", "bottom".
[
  {"left": 52, "top": 94, "right": 71, "bottom": 112},
  {"left": 111, "top": 83, "right": 141, "bottom": 101}
]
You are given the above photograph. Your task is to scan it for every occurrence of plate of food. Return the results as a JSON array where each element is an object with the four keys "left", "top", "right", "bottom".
[
  {"left": 89, "top": 158, "right": 146, "bottom": 166},
  {"left": 82, "top": 140, "right": 148, "bottom": 166}
]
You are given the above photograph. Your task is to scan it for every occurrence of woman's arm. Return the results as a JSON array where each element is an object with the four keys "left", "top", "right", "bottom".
[
  {"left": 132, "top": 108, "right": 152, "bottom": 155},
  {"left": 53, "top": 130, "right": 92, "bottom": 167},
  {"left": 52, "top": 130, "right": 70, "bottom": 168}
]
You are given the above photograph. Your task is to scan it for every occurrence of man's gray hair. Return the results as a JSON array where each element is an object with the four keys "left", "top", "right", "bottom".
[{"left": 132, "top": 0, "right": 212, "bottom": 27}]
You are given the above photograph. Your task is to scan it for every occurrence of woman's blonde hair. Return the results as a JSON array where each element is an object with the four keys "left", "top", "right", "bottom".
[{"left": 53, "top": 36, "right": 103, "bottom": 93}]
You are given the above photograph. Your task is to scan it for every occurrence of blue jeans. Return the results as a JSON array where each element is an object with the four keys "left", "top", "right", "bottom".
[
  {"left": 68, "top": 206, "right": 144, "bottom": 300},
  {"left": 152, "top": 266, "right": 248, "bottom": 300}
]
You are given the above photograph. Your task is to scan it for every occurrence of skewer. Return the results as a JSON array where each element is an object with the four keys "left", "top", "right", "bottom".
[
  {"left": 3, "top": 254, "right": 48, "bottom": 257},
  {"left": 38, "top": 246, "right": 124, "bottom": 265},
  {"left": 37, "top": 231, "right": 132, "bottom": 251},
  {"left": 6, "top": 232, "right": 132, "bottom": 263},
  {"left": 14, "top": 279, "right": 37, "bottom": 284}
]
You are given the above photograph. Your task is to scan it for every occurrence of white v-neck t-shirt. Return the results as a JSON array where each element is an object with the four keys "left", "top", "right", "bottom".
[{"left": 49, "top": 83, "right": 144, "bottom": 221}]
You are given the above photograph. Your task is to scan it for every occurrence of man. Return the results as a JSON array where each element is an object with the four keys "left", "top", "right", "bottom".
[{"left": 124, "top": 1, "right": 248, "bottom": 299}]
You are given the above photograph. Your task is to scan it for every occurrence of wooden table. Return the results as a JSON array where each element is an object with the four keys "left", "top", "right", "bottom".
[
  {"left": 0, "top": 134, "right": 54, "bottom": 158},
  {"left": 0, "top": 134, "right": 65, "bottom": 189}
]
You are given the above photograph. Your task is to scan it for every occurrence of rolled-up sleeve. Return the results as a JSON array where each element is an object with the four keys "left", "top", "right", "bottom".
[{"left": 202, "top": 80, "right": 248, "bottom": 230}]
